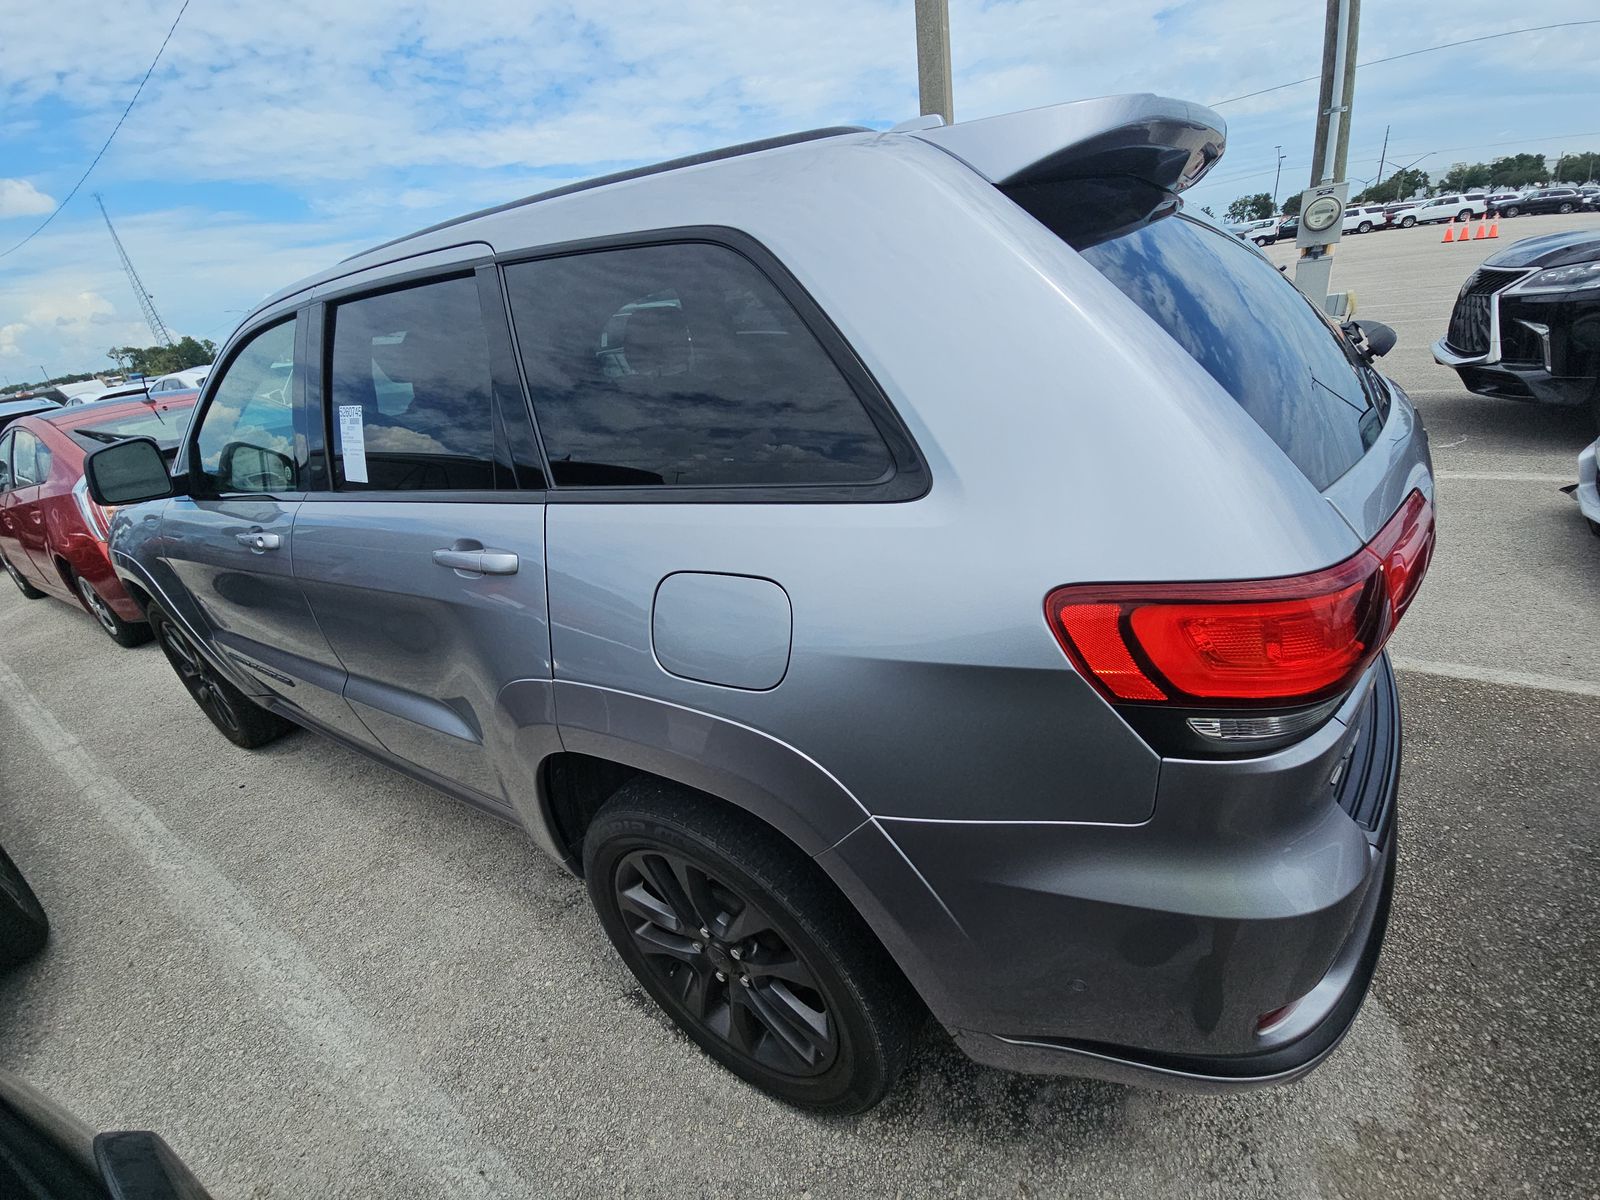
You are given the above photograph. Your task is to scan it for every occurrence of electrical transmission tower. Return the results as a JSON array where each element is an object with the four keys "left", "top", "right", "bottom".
[{"left": 94, "top": 194, "right": 174, "bottom": 347}]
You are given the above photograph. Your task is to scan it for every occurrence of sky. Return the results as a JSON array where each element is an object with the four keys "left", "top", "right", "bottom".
[{"left": 2, "top": 0, "right": 1598, "bottom": 384}]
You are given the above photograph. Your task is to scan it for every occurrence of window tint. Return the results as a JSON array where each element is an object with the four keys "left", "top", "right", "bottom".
[
  {"left": 328, "top": 275, "right": 498, "bottom": 492},
  {"left": 195, "top": 318, "right": 299, "bottom": 494},
  {"left": 504, "top": 243, "right": 892, "bottom": 488},
  {"left": 1076, "top": 214, "right": 1384, "bottom": 489}
]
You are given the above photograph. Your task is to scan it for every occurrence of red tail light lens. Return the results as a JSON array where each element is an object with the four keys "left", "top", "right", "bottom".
[{"left": 1048, "top": 490, "right": 1434, "bottom": 707}]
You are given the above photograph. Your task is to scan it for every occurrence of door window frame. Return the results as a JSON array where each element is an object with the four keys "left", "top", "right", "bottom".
[
  {"left": 302, "top": 260, "right": 544, "bottom": 504},
  {"left": 493, "top": 225, "right": 929, "bottom": 504},
  {"left": 180, "top": 310, "right": 309, "bottom": 502}
]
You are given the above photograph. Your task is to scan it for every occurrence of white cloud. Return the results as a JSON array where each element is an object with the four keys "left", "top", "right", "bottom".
[
  {"left": 1, "top": 0, "right": 1597, "bottom": 375},
  {"left": 0, "top": 178, "right": 55, "bottom": 218}
]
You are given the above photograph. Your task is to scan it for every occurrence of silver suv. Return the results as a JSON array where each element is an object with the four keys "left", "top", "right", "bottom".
[{"left": 86, "top": 95, "right": 1434, "bottom": 1114}]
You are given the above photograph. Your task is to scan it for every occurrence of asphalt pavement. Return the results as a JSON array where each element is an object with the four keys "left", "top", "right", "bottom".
[{"left": 2, "top": 214, "right": 1597, "bottom": 1199}]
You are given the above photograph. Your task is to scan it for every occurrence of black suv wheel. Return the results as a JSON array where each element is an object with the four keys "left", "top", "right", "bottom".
[
  {"left": 149, "top": 602, "right": 293, "bottom": 748},
  {"left": 585, "top": 780, "right": 918, "bottom": 1114}
]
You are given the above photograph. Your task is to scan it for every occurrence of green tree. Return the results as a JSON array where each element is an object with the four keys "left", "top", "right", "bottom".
[
  {"left": 107, "top": 336, "right": 217, "bottom": 378},
  {"left": 1487, "top": 153, "right": 1546, "bottom": 187},
  {"left": 1225, "top": 192, "right": 1273, "bottom": 223},
  {"left": 1280, "top": 193, "right": 1302, "bottom": 217},
  {"left": 1353, "top": 168, "right": 1430, "bottom": 204}
]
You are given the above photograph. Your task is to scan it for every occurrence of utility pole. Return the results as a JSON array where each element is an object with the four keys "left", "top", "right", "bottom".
[
  {"left": 1375, "top": 123, "right": 1389, "bottom": 195},
  {"left": 914, "top": 0, "right": 953, "bottom": 124},
  {"left": 94, "top": 194, "right": 175, "bottom": 348},
  {"left": 1294, "top": 0, "right": 1360, "bottom": 313},
  {"left": 1273, "top": 146, "right": 1286, "bottom": 210},
  {"left": 1553, "top": 150, "right": 1566, "bottom": 184}
]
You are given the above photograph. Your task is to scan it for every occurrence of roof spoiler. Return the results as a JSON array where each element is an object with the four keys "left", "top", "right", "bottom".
[
  {"left": 909, "top": 94, "right": 1225, "bottom": 194},
  {"left": 911, "top": 95, "right": 1225, "bottom": 249}
]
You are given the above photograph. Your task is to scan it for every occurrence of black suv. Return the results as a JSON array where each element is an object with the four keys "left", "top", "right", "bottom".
[
  {"left": 1434, "top": 228, "right": 1600, "bottom": 428},
  {"left": 1490, "top": 189, "right": 1587, "bottom": 217}
]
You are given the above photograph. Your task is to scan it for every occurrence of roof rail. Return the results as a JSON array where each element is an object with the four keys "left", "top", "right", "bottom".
[{"left": 347, "top": 125, "right": 870, "bottom": 261}]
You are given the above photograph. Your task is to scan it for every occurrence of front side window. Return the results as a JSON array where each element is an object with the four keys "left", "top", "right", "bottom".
[
  {"left": 327, "top": 274, "right": 498, "bottom": 492},
  {"left": 504, "top": 242, "right": 892, "bottom": 488},
  {"left": 0, "top": 431, "right": 13, "bottom": 491},
  {"left": 194, "top": 318, "right": 299, "bottom": 495}
]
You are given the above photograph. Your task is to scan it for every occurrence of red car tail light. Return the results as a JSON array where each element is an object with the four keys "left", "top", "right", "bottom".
[
  {"left": 71, "top": 476, "right": 117, "bottom": 541},
  {"left": 1047, "top": 490, "right": 1435, "bottom": 709}
]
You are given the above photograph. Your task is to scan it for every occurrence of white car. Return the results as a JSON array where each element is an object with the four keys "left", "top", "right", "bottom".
[
  {"left": 1236, "top": 216, "right": 1281, "bottom": 245},
  {"left": 1575, "top": 438, "right": 1600, "bottom": 538},
  {"left": 1341, "top": 205, "right": 1388, "bottom": 234},
  {"left": 147, "top": 366, "right": 210, "bottom": 394},
  {"left": 1406, "top": 194, "right": 1489, "bottom": 225}
]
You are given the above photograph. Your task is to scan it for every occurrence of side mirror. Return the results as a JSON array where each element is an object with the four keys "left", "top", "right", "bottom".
[
  {"left": 218, "top": 441, "right": 294, "bottom": 493},
  {"left": 1347, "top": 319, "right": 1398, "bottom": 359},
  {"left": 84, "top": 437, "right": 180, "bottom": 506}
]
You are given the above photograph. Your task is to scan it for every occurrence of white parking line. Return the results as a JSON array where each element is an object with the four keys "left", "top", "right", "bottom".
[
  {"left": 1436, "top": 471, "right": 1575, "bottom": 484},
  {"left": 0, "top": 659, "right": 530, "bottom": 1200},
  {"left": 1392, "top": 656, "right": 1600, "bottom": 699}
]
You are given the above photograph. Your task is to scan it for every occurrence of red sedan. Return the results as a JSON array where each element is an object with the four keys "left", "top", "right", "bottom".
[{"left": 0, "top": 391, "right": 198, "bottom": 646}]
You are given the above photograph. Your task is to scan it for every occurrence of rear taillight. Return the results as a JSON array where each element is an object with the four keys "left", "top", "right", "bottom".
[
  {"left": 1047, "top": 490, "right": 1434, "bottom": 715},
  {"left": 71, "top": 476, "right": 117, "bottom": 541}
]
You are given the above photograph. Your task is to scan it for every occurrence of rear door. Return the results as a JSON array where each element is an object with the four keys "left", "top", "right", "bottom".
[
  {"left": 291, "top": 265, "right": 553, "bottom": 811},
  {"left": 5, "top": 429, "right": 55, "bottom": 588},
  {"left": 0, "top": 430, "right": 24, "bottom": 578},
  {"left": 159, "top": 313, "right": 373, "bottom": 743}
]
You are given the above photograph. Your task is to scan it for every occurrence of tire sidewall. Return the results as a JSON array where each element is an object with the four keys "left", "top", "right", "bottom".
[{"left": 585, "top": 807, "right": 892, "bottom": 1112}]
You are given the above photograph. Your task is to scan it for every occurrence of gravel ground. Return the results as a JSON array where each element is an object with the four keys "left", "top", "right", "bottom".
[{"left": 1, "top": 213, "right": 1597, "bottom": 1199}]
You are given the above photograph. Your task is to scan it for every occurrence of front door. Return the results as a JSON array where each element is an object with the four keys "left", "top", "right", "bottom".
[
  {"left": 292, "top": 271, "right": 551, "bottom": 809},
  {"left": 0, "top": 429, "right": 53, "bottom": 591},
  {"left": 160, "top": 313, "right": 372, "bottom": 744}
]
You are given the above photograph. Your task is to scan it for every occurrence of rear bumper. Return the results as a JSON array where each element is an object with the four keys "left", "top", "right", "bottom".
[{"left": 822, "top": 657, "right": 1402, "bottom": 1092}]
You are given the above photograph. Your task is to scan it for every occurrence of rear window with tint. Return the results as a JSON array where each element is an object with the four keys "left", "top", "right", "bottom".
[
  {"left": 503, "top": 242, "right": 892, "bottom": 488},
  {"left": 1072, "top": 213, "right": 1387, "bottom": 489}
]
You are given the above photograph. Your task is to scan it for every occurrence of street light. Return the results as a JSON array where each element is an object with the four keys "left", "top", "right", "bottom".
[{"left": 1272, "top": 145, "right": 1286, "bottom": 210}]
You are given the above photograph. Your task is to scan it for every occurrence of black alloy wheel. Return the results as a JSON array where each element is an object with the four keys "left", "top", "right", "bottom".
[
  {"left": 1504, "top": 205, "right": 1521, "bottom": 217},
  {"left": 1559, "top": 202, "right": 1575, "bottom": 214},
  {"left": 585, "top": 781, "right": 918, "bottom": 1114},
  {"left": 2, "top": 554, "right": 44, "bottom": 599},
  {"left": 614, "top": 846, "right": 838, "bottom": 1077},
  {"left": 75, "top": 575, "right": 151, "bottom": 647},
  {"left": 149, "top": 603, "right": 292, "bottom": 748}
]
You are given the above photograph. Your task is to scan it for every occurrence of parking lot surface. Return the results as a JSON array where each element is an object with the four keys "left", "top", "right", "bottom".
[{"left": 3, "top": 214, "right": 1598, "bottom": 1198}]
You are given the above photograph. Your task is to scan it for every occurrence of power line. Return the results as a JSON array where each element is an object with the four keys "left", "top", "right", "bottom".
[
  {"left": 0, "top": 0, "right": 193, "bottom": 261},
  {"left": 1211, "top": 20, "right": 1600, "bottom": 108}
]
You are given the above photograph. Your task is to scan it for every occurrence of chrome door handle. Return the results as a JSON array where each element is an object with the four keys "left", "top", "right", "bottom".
[
  {"left": 236, "top": 531, "right": 281, "bottom": 552},
  {"left": 432, "top": 548, "right": 519, "bottom": 575}
]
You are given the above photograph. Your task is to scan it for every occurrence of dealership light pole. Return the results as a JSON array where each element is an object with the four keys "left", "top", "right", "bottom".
[
  {"left": 914, "top": 0, "right": 954, "bottom": 124},
  {"left": 1294, "top": 0, "right": 1360, "bottom": 311}
]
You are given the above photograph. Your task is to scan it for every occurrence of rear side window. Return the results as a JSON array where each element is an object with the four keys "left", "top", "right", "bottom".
[
  {"left": 503, "top": 243, "right": 892, "bottom": 488},
  {"left": 11, "top": 430, "right": 46, "bottom": 487},
  {"left": 1073, "top": 214, "right": 1383, "bottom": 489},
  {"left": 328, "top": 275, "right": 499, "bottom": 492},
  {"left": 0, "top": 431, "right": 12, "bottom": 490}
]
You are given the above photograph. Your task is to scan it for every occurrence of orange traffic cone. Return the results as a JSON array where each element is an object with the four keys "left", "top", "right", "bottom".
[
  {"left": 1473, "top": 220, "right": 1487, "bottom": 240},
  {"left": 1442, "top": 225, "right": 1455, "bottom": 243},
  {"left": 1461, "top": 221, "right": 1476, "bottom": 243},
  {"left": 1487, "top": 218, "right": 1499, "bottom": 238}
]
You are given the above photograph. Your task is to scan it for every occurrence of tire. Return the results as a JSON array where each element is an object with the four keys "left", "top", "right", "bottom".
[
  {"left": 75, "top": 574, "right": 152, "bottom": 648},
  {"left": 1400, "top": 215, "right": 1416, "bottom": 228},
  {"left": 2, "top": 553, "right": 44, "bottom": 599},
  {"left": 584, "top": 780, "right": 919, "bottom": 1115},
  {"left": 1457, "top": 210, "right": 1472, "bottom": 223},
  {"left": 1357, "top": 221, "right": 1373, "bottom": 233},
  {"left": 1559, "top": 202, "right": 1575, "bottom": 214},
  {"left": 1504, "top": 206, "right": 1520, "bottom": 217},
  {"left": 0, "top": 843, "right": 49, "bottom": 971},
  {"left": 148, "top": 601, "right": 293, "bottom": 748}
]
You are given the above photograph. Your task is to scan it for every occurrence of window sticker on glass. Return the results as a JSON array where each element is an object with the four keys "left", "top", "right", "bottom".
[{"left": 338, "top": 405, "right": 369, "bottom": 483}]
